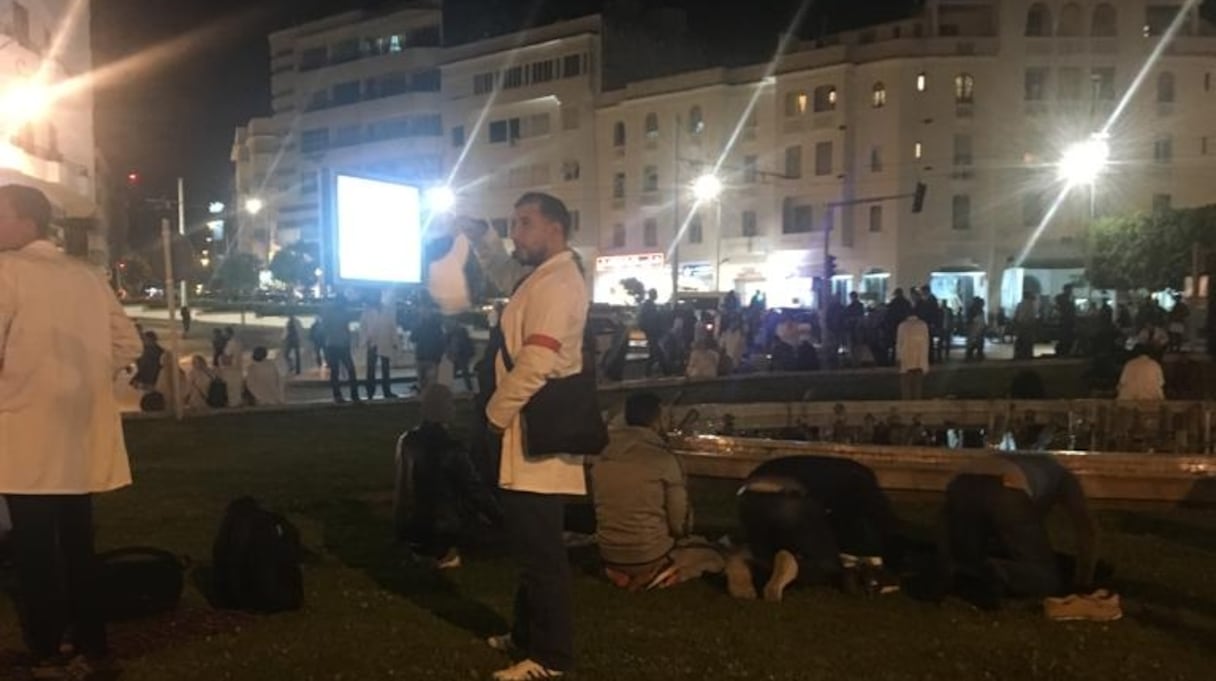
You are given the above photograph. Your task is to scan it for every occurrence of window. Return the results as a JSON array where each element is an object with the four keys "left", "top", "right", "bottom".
[
  {"left": 1025, "top": 68, "right": 1048, "bottom": 101},
  {"left": 814, "top": 142, "right": 833, "bottom": 176},
  {"left": 783, "top": 200, "right": 814, "bottom": 234},
  {"left": 613, "top": 173, "right": 626, "bottom": 199},
  {"left": 1058, "top": 3, "right": 1083, "bottom": 36},
  {"left": 562, "top": 160, "right": 580, "bottom": 182},
  {"left": 489, "top": 120, "right": 508, "bottom": 143},
  {"left": 562, "top": 106, "right": 580, "bottom": 131},
  {"left": 300, "top": 128, "right": 328, "bottom": 153},
  {"left": 334, "top": 124, "right": 362, "bottom": 146},
  {"left": 743, "top": 155, "right": 758, "bottom": 184},
  {"left": 785, "top": 91, "right": 809, "bottom": 116},
  {"left": 813, "top": 85, "right": 837, "bottom": 112},
  {"left": 785, "top": 146, "right": 802, "bottom": 178},
  {"left": 502, "top": 66, "right": 523, "bottom": 89},
  {"left": 1157, "top": 72, "right": 1175, "bottom": 103},
  {"left": 411, "top": 69, "right": 441, "bottom": 92},
  {"left": 953, "top": 135, "right": 973, "bottom": 166},
  {"left": 1092, "top": 67, "right": 1116, "bottom": 100},
  {"left": 916, "top": 72, "right": 927, "bottom": 92},
  {"left": 869, "top": 205, "right": 883, "bottom": 233},
  {"left": 474, "top": 73, "right": 496, "bottom": 95},
  {"left": 562, "top": 54, "right": 582, "bottom": 78},
  {"left": 379, "top": 72, "right": 409, "bottom": 97},
  {"left": 742, "top": 210, "right": 758, "bottom": 237},
  {"left": 689, "top": 106, "right": 704, "bottom": 135},
  {"left": 409, "top": 115, "right": 442, "bottom": 137},
  {"left": 531, "top": 60, "right": 555, "bottom": 84},
  {"left": 643, "top": 165, "right": 659, "bottom": 192},
  {"left": 954, "top": 73, "right": 974, "bottom": 104},
  {"left": 644, "top": 219, "right": 658, "bottom": 247},
  {"left": 613, "top": 121, "right": 626, "bottom": 147},
  {"left": 1058, "top": 67, "right": 1083, "bottom": 99},
  {"left": 299, "top": 46, "right": 327, "bottom": 71},
  {"left": 331, "top": 38, "right": 359, "bottom": 64},
  {"left": 1145, "top": 5, "right": 1182, "bottom": 37},
  {"left": 1152, "top": 193, "right": 1172, "bottom": 213},
  {"left": 952, "top": 195, "right": 971, "bottom": 230},
  {"left": 451, "top": 126, "right": 465, "bottom": 147},
  {"left": 612, "top": 223, "right": 626, "bottom": 248},
  {"left": 689, "top": 216, "right": 703, "bottom": 244},
  {"left": 332, "top": 81, "right": 360, "bottom": 105},
  {"left": 914, "top": 141, "right": 923, "bottom": 159},
  {"left": 872, "top": 82, "right": 887, "bottom": 108},
  {"left": 645, "top": 113, "right": 659, "bottom": 138},
  {"left": 1026, "top": 3, "right": 1052, "bottom": 37},
  {"left": 1092, "top": 4, "right": 1117, "bottom": 36},
  {"left": 1153, "top": 135, "right": 1173, "bottom": 163},
  {"left": 870, "top": 146, "right": 883, "bottom": 172}
]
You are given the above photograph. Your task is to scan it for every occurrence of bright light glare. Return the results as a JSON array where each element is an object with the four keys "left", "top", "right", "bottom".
[
  {"left": 334, "top": 174, "right": 423, "bottom": 284},
  {"left": 244, "top": 198, "right": 264, "bottom": 215},
  {"left": 425, "top": 186, "right": 456, "bottom": 213},
  {"left": 1057, "top": 135, "right": 1110, "bottom": 187},
  {"left": 208, "top": 201, "right": 225, "bottom": 215},
  {"left": 0, "top": 80, "right": 53, "bottom": 126},
  {"left": 692, "top": 174, "right": 723, "bottom": 202}
]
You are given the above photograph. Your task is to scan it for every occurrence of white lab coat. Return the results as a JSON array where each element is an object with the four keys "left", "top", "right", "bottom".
[
  {"left": 0, "top": 241, "right": 142, "bottom": 494},
  {"left": 1117, "top": 355, "right": 1165, "bottom": 401},
  {"left": 359, "top": 307, "right": 399, "bottom": 356},
  {"left": 896, "top": 317, "right": 930, "bottom": 374},
  {"left": 245, "top": 359, "right": 285, "bottom": 405}
]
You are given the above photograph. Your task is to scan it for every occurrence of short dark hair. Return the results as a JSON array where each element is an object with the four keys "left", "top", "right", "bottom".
[
  {"left": 0, "top": 184, "right": 52, "bottom": 236},
  {"left": 624, "top": 392, "right": 664, "bottom": 427},
  {"left": 252, "top": 346, "right": 268, "bottom": 361},
  {"left": 515, "top": 192, "right": 572, "bottom": 237}
]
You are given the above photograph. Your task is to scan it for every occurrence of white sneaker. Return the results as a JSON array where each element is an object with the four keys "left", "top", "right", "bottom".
[
  {"left": 491, "top": 659, "right": 564, "bottom": 680},
  {"left": 437, "top": 549, "right": 462, "bottom": 570},
  {"left": 486, "top": 633, "right": 516, "bottom": 653},
  {"left": 763, "top": 550, "right": 799, "bottom": 603}
]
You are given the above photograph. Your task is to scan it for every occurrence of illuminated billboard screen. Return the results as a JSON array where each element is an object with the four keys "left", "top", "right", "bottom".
[{"left": 332, "top": 173, "right": 423, "bottom": 284}]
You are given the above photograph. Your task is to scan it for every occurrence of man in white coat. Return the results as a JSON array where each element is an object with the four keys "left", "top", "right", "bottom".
[
  {"left": 0, "top": 185, "right": 142, "bottom": 673},
  {"left": 463, "top": 193, "right": 588, "bottom": 681},
  {"left": 360, "top": 297, "right": 400, "bottom": 399},
  {"left": 896, "top": 309, "right": 930, "bottom": 400}
]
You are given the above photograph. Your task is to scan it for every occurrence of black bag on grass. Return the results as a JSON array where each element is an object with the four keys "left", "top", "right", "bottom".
[
  {"left": 212, "top": 497, "right": 303, "bottom": 613},
  {"left": 206, "top": 378, "right": 229, "bottom": 408},
  {"left": 96, "top": 547, "right": 185, "bottom": 620}
]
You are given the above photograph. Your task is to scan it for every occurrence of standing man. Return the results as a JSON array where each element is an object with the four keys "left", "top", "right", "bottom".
[
  {"left": 1014, "top": 292, "right": 1039, "bottom": 360},
  {"left": 320, "top": 293, "right": 360, "bottom": 403},
  {"left": 360, "top": 297, "right": 399, "bottom": 399},
  {"left": 0, "top": 185, "right": 143, "bottom": 676},
  {"left": 1055, "top": 284, "right": 1077, "bottom": 357},
  {"left": 284, "top": 315, "right": 303, "bottom": 376},
  {"left": 180, "top": 304, "right": 192, "bottom": 337},
  {"left": 411, "top": 309, "right": 446, "bottom": 392},
  {"left": 464, "top": 193, "right": 589, "bottom": 681},
  {"left": 896, "top": 309, "right": 930, "bottom": 400}
]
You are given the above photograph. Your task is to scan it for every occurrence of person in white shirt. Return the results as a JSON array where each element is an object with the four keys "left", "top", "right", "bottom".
[
  {"left": 184, "top": 354, "right": 216, "bottom": 410},
  {"left": 0, "top": 185, "right": 142, "bottom": 672},
  {"left": 463, "top": 193, "right": 589, "bottom": 681},
  {"left": 685, "top": 338, "right": 720, "bottom": 380},
  {"left": 1117, "top": 345, "right": 1165, "bottom": 401},
  {"left": 360, "top": 298, "right": 400, "bottom": 399},
  {"left": 245, "top": 346, "right": 286, "bottom": 406},
  {"left": 219, "top": 326, "right": 245, "bottom": 407},
  {"left": 896, "top": 310, "right": 930, "bottom": 400}
]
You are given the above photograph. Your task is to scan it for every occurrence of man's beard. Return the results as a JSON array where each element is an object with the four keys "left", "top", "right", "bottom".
[{"left": 512, "top": 248, "right": 542, "bottom": 267}]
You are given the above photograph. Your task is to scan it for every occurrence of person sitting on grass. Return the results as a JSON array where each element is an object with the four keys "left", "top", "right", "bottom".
[
  {"left": 394, "top": 384, "right": 502, "bottom": 569},
  {"left": 244, "top": 346, "right": 285, "bottom": 406},
  {"left": 590, "top": 392, "right": 740, "bottom": 590},
  {"left": 935, "top": 453, "right": 1112, "bottom": 617},
  {"left": 730, "top": 455, "right": 905, "bottom": 602}
]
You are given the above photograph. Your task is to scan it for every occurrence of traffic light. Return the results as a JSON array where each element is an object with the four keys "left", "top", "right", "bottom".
[
  {"left": 126, "top": 171, "right": 140, "bottom": 185},
  {"left": 825, "top": 254, "right": 838, "bottom": 279},
  {"left": 912, "top": 182, "right": 927, "bottom": 213}
]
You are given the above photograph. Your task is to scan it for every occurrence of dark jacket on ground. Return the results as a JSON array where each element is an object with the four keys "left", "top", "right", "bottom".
[{"left": 394, "top": 422, "right": 502, "bottom": 546}]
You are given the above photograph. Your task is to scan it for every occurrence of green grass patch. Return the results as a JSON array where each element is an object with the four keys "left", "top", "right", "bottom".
[{"left": 2, "top": 407, "right": 1214, "bottom": 680}]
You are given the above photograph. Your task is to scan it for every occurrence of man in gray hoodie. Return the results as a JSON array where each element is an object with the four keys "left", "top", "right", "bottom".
[{"left": 590, "top": 392, "right": 731, "bottom": 590}]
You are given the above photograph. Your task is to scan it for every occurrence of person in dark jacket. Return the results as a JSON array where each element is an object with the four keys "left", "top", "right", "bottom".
[
  {"left": 394, "top": 385, "right": 502, "bottom": 568},
  {"left": 732, "top": 455, "right": 904, "bottom": 602}
]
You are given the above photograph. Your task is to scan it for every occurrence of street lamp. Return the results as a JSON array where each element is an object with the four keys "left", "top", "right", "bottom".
[
  {"left": 244, "top": 197, "right": 265, "bottom": 215},
  {"left": 1057, "top": 133, "right": 1110, "bottom": 188},
  {"left": 425, "top": 185, "right": 456, "bottom": 214},
  {"left": 0, "top": 79, "right": 52, "bottom": 126},
  {"left": 209, "top": 201, "right": 226, "bottom": 215},
  {"left": 691, "top": 173, "right": 723, "bottom": 202}
]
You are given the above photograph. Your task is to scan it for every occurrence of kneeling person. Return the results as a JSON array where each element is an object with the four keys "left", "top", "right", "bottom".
[
  {"left": 736, "top": 455, "right": 904, "bottom": 602},
  {"left": 591, "top": 392, "right": 726, "bottom": 590}
]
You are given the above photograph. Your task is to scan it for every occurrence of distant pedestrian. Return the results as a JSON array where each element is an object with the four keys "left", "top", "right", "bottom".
[
  {"left": 965, "top": 297, "right": 987, "bottom": 361},
  {"left": 308, "top": 318, "right": 325, "bottom": 368},
  {"left": 284, "top": 315, "right": 303, "bottom": 375},
  {"left": 218, "top": 326, "right": 245, "bottom": 407},
  {"left": 1055, "top": 284, "right": 1077, "bottom": 357},
  {"left": 211, "top": 328, "right": 227, "bottom": 367},
  {"left": 320, "top": 294, "right": 360, "bottom": 403},
  {"left": 1014, "top": 292, "right": 1038, "bottom": 360},
  {"left": 896, "top": 310, "right": 929, "bottom": 400},
  {"left": 180, "top": 305, "right": 192, "bottom": 336},
  {"left": 361, "top": 298, "right": 400, "bottom": 399},
  {"left": 0, "top": 184, "right": 143, "bottom": 677},
  {"left": 132, "top": 330, "right": 165, "bottom": 391}
]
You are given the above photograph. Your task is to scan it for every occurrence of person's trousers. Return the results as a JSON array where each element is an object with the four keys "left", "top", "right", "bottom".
[
  {"left": 416, "top": 361, "right": 438, "bottom": 390},
  {"left": 900, "top": 369, "right": 925, "bottom": 400},
  {"left": 738, "top": 491, "right": 841, "bottom": 584},
  {"left": 284, "top": 344, "right": 302, "bottom": 375},
  {"left": 365, "top": 347, "right": 393, "bottom": 397},
  {"left": 941, "top": 475, "right": 1062, "bottom": 598},
  {"left": 501, "top": 490, "right": 574, "bottom": 672},
  {"left": 324, "top": 345, "right": 359, "bottom": 400},
  {"left": 5, "top": 494, "right": 105, "bottom": 659}
]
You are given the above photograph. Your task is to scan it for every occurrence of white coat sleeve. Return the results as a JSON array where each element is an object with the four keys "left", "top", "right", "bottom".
[{"left": 107, "top": 286, "right": 143, "bottom": 371}]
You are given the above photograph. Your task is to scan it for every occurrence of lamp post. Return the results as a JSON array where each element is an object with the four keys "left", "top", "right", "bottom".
[{"left": 1058, "top": 133, "right": 1110, "bottom": 299}]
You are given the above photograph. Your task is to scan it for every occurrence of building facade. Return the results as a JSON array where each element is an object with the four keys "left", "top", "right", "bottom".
[
  {"left": 0, "top": 0, "right": 99, "bottom": 262},
  {"left": 236, "top": 0, "right": 1216, "bottom": 311}
]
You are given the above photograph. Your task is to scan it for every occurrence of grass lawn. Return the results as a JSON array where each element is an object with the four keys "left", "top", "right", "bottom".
[{"left": 2, "top": 406, "right": 1214, "bottom": 680}]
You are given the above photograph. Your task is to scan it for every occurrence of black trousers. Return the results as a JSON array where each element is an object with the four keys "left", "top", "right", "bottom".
[
  {"left": 284, "top": 343, "right": 302, "bottom": 375},
  {"left": 941, "top": 475, "right": 1062, "bottom": 598},
  {"left": 501, "top": 490, "right": 574, "bottom": 672},
  {"left": 365, "top": 347, "right": 393, "bottom": 398},
  {"left": 325, "top": 345, "right": 359, "bottom": 400},
  {"left": 5, "top": 494, "right": 105, "bottom": 659}
]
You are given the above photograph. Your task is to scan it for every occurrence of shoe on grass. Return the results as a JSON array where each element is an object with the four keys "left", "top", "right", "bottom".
[
  {"left": 1044, "top": 594, "right": 1123, "bottom": 622},
  {"left": 492, "top": 659, "right": 564, "bottom": 680},
  {"left": 725, "top": 553, "right": 756, "bottom": 600},
  {"left": 436, "top": 549, "right": 462, "bottom": 570},
  {"left": 486, "top": 633, "right": 517, "bottom": 654},
  {"left": 763, "top": 550, "right": 799, "bottom": 603}
]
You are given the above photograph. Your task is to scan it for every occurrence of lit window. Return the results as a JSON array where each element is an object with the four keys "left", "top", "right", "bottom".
[
  {"left": 914, "top": 141, "right": 923, "bottom": 159},
  {"left": 813, "top": 85, "right": 837, "bottom": 112},
  {"left": 954, "top": 73, "right": 974, "bottom": 104},
  {"left": 916, "top": 73, "right": 927, "bottom": 92},
  {"left": 872, "top": 82, "right": 886, "bottom": 108}
]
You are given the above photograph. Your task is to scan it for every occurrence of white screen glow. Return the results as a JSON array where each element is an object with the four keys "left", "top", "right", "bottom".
[{"left": 334, "top": 174, "right": 423, "bottom": 284}]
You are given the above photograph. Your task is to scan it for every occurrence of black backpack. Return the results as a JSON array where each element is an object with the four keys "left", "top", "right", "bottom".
[
  {"left": 206, "top": 378, "right": 229, "bottom": 408},
  {"left": 212, "top": 498, "right": 303, "bottom": 613},
  {"left": 97, "top": 547, "right": 185, "bottom": 620}
]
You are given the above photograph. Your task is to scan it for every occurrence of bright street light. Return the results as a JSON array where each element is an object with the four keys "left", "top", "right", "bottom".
[
  {"left": 244, "top": 197, "right": 264, "bottom": 215},
  {"left": 208, "top": 201, "right": 225, "bottom": 215},
  {"left": 691, "top": 173, "right": 723, "bottom": 202},
  {"left": 0, "top": 79, "right": 52, "bottom": 126},
  {"left": 425, "top": 185, "right": 456, "bottom": 213},
  {"left": 1057, "top": 134, "right": 1110, "bottom": 187}
]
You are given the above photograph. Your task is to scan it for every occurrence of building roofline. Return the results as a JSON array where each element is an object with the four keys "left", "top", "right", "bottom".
[
  {"left": 440, "top": 14, "right": 602, "bottom": 67},
  {"left": 269, "top": 1, "right": 442, "bottom": 43}
]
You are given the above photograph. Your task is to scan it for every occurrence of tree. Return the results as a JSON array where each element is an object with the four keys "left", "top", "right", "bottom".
[
  {"left": 1088, "top": 205, "right": 1216, "bottom": 291},
  {"left": 116, "top": 253, "right": 154, "bottom": 296},
  {"left": 269, "top": 241, "right": 320, "bottom": 292},
  {"left": 211, "top": 253, "right": 262, "bottom": 299}
]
